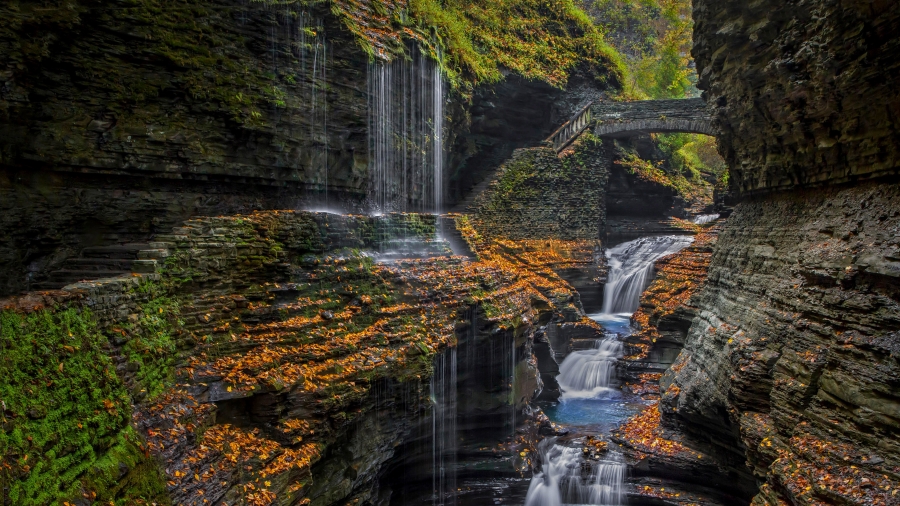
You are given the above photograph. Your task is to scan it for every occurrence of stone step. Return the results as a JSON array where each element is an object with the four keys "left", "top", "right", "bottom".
[
  {"left": 138, "top": 249, "right": 170, "bottom": 260},
  {"left": 132, "top": 259, "right": 159, "bottom": 273},
  {"left": 38, "top": 269, "right": 131, "bottom": 288},
  {"left": 81, "top": 243, "right": 152, "bottom": 259},
  {"left": 451, "top": 169, "right": 502, "bottom": 213},
  {"left": 62, "top": 258, "right": 136, "bottom": 270}
]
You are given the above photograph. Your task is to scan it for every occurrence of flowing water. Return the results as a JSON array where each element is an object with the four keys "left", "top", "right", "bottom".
[
  {"left": 556, "top": 339, "right": 623, "bottom": 400},
  {"left": 368, "top": 48, "right": 446, "bottom": 214},
  {"left": 527, "top": 235, "right": 695, "bottom": 505},
  {"left": 524, "top": 439, "right": 625, "bottom": 506},
  {"left": 600, "top": 236, "right": 694, "bottom": 314},
  {"left": 432, "top": 348, "right": 459, "bottom": 506},
  {"left": 692, "top": 214, "right": 720, "bottom": 225}
]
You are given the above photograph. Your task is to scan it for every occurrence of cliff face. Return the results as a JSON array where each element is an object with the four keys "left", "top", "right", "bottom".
[
  {"left": 659, "top": 1, "right": 900, "bottom": 504},
  {"left": 693, "top": 0, "right": 900, "bottom": 194},
  {"left": 0, "top": 0, "right": 370, "bottom": 295},
  {"left": 0, "top": 209, "right": 597, "bottom": 505},
  {"left": 0, "top": 1, "right": 614, "bottom": 296}
]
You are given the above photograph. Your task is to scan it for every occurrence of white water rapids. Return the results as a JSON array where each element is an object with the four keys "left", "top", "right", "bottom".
[
  {"left": 556, "top": 339, "right": 623, "bottom": 400},
  {"left": 524, "top": 439, "right": 625, "bottom": 506},
  {"left": 692, "top": 213, "right": 720, "bottom": 225},
  {"left": 600, "top": 235, "right": 694, "bottom": 314},
  {"left": 524, "top": 235, "right": 694, "bottom": 506}
]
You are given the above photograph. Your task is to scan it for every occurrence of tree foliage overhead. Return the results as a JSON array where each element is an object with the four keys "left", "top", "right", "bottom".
[
  {"left": 587, "top": 0, "right": 695, "bottom": 99},
  {"left": 585, "top": 0, "right": 730, "bottom": 196}
]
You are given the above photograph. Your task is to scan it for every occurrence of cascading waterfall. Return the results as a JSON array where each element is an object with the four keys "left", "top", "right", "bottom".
[
  {"left": 600, "top": 236, "right": 695, "bottom": 314},
  {"left": 692, "top": 213, "right": 720, "bottom": 225},
  {"left": 368, "top": 48, "right": 446, "bottom": 214},
  {"left": 525, "top": 439, "right": 625, "bottom": 506},
  {"left": 556, "top": 339, "right": 624, "bottom": 400},
  {"left": 527, "top": 236, "right": 697, "bottom": 504},
  {"left": 431, "top": 348, "right": 458, "bottom": 506}
]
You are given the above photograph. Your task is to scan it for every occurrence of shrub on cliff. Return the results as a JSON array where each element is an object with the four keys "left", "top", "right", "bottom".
[{"left": 327, "top": 0, "right": 626, "bottom": 88}]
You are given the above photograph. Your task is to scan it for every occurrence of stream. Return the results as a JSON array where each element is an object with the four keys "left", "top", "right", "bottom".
[{"left": 524, "top": 235, "right": 693, "bottom": 506}]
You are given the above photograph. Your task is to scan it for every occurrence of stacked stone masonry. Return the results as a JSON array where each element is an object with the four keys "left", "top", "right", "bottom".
[
  {"left": 592, "top": 98, "right": 714, "bottom": 138},
  {"left": 468, "top": 136, "right": 610, "bottom": 241}
]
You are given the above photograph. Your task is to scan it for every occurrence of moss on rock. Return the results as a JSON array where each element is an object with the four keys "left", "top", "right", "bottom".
[{"left": 0, "top": 307, "right": 168, "bottom": 505}]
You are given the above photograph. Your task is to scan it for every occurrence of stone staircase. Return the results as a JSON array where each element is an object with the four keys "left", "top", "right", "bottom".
[
  {"left": 31, "top": 243, "right": 169, "bottom": 290},
  {"left": 450, "top": 167, "right": 503, "bottom": 213},
  {"left": 452, "top": 103, "right": 595, "bottom": 214}
]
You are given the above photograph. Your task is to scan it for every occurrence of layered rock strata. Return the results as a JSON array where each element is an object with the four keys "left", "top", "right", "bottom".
[
  {"left": 0, "top": 209, "right": 600, "bottom": 504},
  {"left": 693, "top": 0, "right": 900, "bottom": 194},
  {"left": 626, "top": 225, "right": 720, "bottom": 374},
  {"left": 653, "top": 1, "right": 900, "bottom": 503},
  {"left": 661, "top": 182, "right": 900, "bottom": 504},
  {"left": 0, "top": 1, "right": 614, "bottom": 296}
]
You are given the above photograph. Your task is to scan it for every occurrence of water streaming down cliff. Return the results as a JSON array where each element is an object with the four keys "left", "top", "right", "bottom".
[
  {"left": 524, "top": 439, "right": 625, "bottom": 506},
  {"left": 600, "top": 236, "right": 694, "bottom": 314},
  {"left": 368, "top": 48, "right": 446, "bottom": 214},
  {"left": 267, "top": 8, "right": 332, "bottom": 204},
  {"left": 431, "top": 348, "right": 458, "bottom": 506}
]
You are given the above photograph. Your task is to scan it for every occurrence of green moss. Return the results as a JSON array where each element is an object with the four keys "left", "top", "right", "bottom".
[
  {"left": 0, "top": 307, "right": 167, "bottom": 505},
  {"left": 80, "top": 426, "right": 171, "bottom": 506},
  {"left": 326, "top": 0, "right": 625, "bottom": 89},
  {"left": 124, "top": 289, "right": 182, "bottom": 401},
  {"left": 657, "top": 133, "right": 727, "bottom": 180}
]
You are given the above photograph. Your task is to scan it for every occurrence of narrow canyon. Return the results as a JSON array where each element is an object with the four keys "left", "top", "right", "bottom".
[{"left": 0, "top": 0, "right": 897, "bottom": 505}]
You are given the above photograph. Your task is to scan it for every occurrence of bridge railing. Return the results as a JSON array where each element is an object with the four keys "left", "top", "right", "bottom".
[{"left": 546, "top": 102, "right": 593, "bottom": 152}]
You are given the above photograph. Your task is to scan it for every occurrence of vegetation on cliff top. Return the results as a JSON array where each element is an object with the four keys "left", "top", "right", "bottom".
[{"left": 326, "top": 0, "right": 626, "bottom": 88}]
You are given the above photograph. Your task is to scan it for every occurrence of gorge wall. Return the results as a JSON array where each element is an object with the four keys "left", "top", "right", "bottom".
[
  {"left": 0, "top": 0, "right": 615, "bottom": 296},
  {"left": 659, "top": 1, "right": 900, "bottom": 504},
  {"left": 694, "top": 0, "right": 900, "bottom": 194},
  {"left": 0, "top": 210, "right": 595, "bottom": 505}
]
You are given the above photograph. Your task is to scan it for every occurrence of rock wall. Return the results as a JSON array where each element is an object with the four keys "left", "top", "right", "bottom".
[
  {"left": 1, "top": 208, "right": 591, "bottom": 504},
  {"left": 604, "top": 137, "right": 697, "bottom": 241},
  {"left": 468, "top": 135, "right": 610, "bottom": 241},
  {"left": 0, "top": 0, "right": 371, "bottom": 295},
  {"left": 656, "top": 1, "right": 900, "bottom": 504},
  {"left": 693, "top": 0, "right": 900, "bottom": 194},
  {"left": 0, "top": 1, "right": 613, "bottom": 296},
  {"left": 661, "top": 182, "right": 900, "bottom": 504}
]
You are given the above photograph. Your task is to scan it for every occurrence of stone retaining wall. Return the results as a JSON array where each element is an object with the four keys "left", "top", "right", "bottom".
[{"left": 468, "top": 136, "right": 610, "bottom": 241}]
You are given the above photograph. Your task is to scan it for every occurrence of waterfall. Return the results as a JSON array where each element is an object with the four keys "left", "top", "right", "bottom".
[
  {"left": 524, "top": 439, "right": 625, "bottom": 506},
  {"left": 692, "top": 213, "right": 720, "bottom": 225},
  {"left": 368, "top": 48, "right": 446, "bottom": 214},
  {"left": 556, "top": 339, "right": 624, "bottom": 400},
  {"left": 275, "top": 9, "right": 330, "bottom": 206},
  {"left": 431, "top": 348, "right": 458, "bottom": 506},
  {"left": 600, "top": 236, "right": 694, "bottom": 314}
]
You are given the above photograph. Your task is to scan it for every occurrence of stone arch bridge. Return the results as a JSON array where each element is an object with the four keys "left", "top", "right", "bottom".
[
  {"left": 592, "top": 98, "right": 714, "bottom": 138},
  {"left": 548, "top": 98, "right": 714, "bottom": 151}
]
